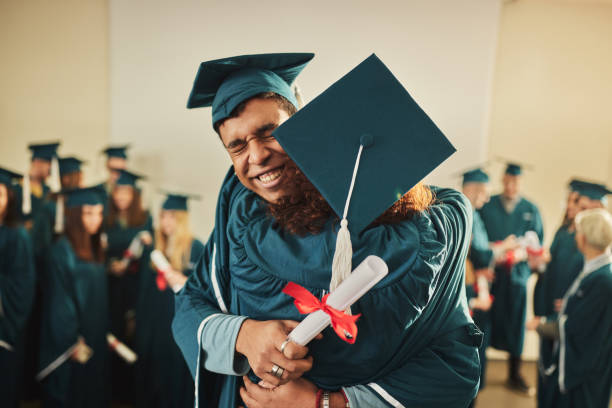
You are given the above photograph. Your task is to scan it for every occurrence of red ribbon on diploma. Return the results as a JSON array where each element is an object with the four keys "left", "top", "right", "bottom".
[
  {"left": 155, "top": 269, "right": 168, "bottom": 291},
  {"left": 282, "top": 282, "right": 361, "bottom": 344}
]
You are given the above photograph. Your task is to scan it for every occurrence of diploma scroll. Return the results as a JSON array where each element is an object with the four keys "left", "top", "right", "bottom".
[
  {"left": 288, "top": 255, "right": 388, "bottom": 346},
  {"left": 123, "top": 231, "right": 147, "bottom": 260},
  {"left": 107, "top": 333, "right": 138, "bottom": 364},
  {"left": 151, "top": 250, "right": 184, "bottom": 292}
]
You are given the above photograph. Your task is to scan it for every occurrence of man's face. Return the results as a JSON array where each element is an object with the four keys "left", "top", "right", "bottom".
[
  {"left": 218, "top": 98, "right": 293, "bottom": 203},
  {"left": 502, "top": 174, "right": 520, "bottom": 200},
  {"left": 107, "top": 157, "right": 127, "bottom": 183},
  {"left": 30, "top": 159, "right": 51, "bottom": 180},
  {"left": 462, "top": 182, "right": 490, "bottom": 210}
]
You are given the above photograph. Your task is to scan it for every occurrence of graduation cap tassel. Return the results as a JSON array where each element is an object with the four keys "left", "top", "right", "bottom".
[
  {"left": 54, "top": 195, "right": 64, "bottom": 234},
  {"left": 22, "top": 173, "right": 31, "bottom": 215},
  {"left": 49, "top": 156, "right": 61, "bottom": 193},
  {"left": 293, "top": 83, "right": 304, "bottom": 108},
  {"left": 330, "top": 144, "right": 365, "bottom": 302}
]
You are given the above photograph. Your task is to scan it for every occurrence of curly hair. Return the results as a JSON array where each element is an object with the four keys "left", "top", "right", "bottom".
[{"left": 267, "top": 162, "right": 434, "bottom": 236}]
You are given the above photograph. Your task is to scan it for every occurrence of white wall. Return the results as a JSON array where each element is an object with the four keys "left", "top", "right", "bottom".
[
  {"left": 109, "top": 0, "right": 502, "bottom": 238},
  {"left": 0, "top": 0, "right": 109, "bottom": 183}
]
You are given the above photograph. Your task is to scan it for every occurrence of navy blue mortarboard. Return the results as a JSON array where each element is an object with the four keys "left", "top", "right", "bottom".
[
  {"left": 62, "top": 186, "right": 104, "bottom": 208},
  {"left": 115, "top": 169, "right": 145, "bottom": 187},
  {"left": 102, "top": 145, "right": 130, "bottom": 159},
  {"left": 462, "top": 168, "right": 489, "bottom": 185},
  {"left": 572, "top": 180, "right": 611, "bottom": 202},
  {"left": 0, "top": 167, "right": 23, "bottom": 188},
  {"left": 161, "top": 192, "right": 201, "bottom": 211},
  {"left": 186, "top": 53, "right": 314, "bottom": 126},
  {"left": 58, "top": 157, "right": 85, "bottom": 176},
  {"left": 272, "top": 54, "right": 455, "bottom": 292},
  {"left": 28, "top": 142, "right": 60, "bottom": 161}
]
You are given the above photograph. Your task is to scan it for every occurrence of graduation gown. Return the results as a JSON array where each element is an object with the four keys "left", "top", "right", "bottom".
[
  {"left": 39, "top": 237, "right": 109, "bottom": 408},
  {"left": 466, "top": 210, "right": 494, "bottom": 390},
  {"left": 0, "top": 225, "right": 36, "bottom": 407},
  {"left": 478, "top": 194, "right": 543, "bottom": 356},
  {"left": 105, "top": 213, "right": 153, "bottom": 339},
  {"left": 134, "top": 239, "right": 205, "bottom": 408},
  {"left": 172, "top": 169, "right": 482, "bottom": 408},
  {"left": 533, "top": 224, "right": 583, "bottom": 406},
  {"left": 539, "top": 255, "right": 612, "bottom": 408}
]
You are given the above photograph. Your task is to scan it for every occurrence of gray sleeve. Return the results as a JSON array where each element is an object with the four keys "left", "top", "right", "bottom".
[
  {"left": 342, "top": 385, "right": 391, "bottom": 407},
  {"left": 200, "top": 314, "right": 250, "bottom": 376}
]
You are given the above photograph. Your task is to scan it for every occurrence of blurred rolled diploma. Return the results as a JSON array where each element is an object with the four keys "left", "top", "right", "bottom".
[
  {"left": 288, "top": 255, "right": 388, "bottom": 346},
  {"left": 107, "top": 333, "right": 137, "bottom": 364},
  {"left": 124, "top": 232, "right": 145, "bottom": 260},
  {"left": 151, "top": 249, "right": 171, "bottom": 275},
  {"left": 477, "top": 274, "right": 490, "bottom": 301}
]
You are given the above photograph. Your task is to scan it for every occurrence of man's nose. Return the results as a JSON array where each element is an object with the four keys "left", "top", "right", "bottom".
[{"left": 248, "top": 139, "right": 271, "bottom": 165}]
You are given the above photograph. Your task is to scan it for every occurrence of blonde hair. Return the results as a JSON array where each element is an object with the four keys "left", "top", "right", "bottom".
[
  {"left": 155, "top": 210, "right": 193, "bottom": 270},
  {"left": 575, "top": 208, "right": 612, "bottom": 251}
]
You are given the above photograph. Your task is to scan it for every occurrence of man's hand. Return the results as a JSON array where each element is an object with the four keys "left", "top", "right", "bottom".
[{"left": 235, "top": 319, "right": 315, "bottom": 386}]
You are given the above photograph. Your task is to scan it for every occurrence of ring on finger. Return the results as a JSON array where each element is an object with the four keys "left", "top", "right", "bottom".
[
  {"left": 280, "top": 338, "right": 291, "bottom": 355},
  {"left": 271, "top": 364, "right": 285, "bottom": 378}
]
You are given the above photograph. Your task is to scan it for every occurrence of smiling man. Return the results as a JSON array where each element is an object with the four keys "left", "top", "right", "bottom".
[{"left": 172, "top": 53, "right": 482, "bottom": 408}]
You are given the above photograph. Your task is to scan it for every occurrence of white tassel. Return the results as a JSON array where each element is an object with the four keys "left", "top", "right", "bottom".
[
  {"left": 329, "top": 143, "right": 368, "bottom": 315},
  {"left": 293, "top": 83, "right": 304, "bottom": 109},
  {"left": 49, "top": 156, "right": 61, "bottom": 193},
  {"left": 54, "top": 195, "right": 64, "bottom": 233},
  {"left": 330, "top": 219, "right": 353, "bottom": 292},
  {"left": 22, "top": 174, "right": 31, "bottom": 215}
]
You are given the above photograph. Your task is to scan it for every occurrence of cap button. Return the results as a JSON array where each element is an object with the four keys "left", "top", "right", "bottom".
[{"left": 360, "top": 133, "right": 374, "bottom": 148}]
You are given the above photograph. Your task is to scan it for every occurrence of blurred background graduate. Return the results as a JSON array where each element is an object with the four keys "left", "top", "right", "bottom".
[
  {"left": 104, "top": 169, "right": 152, "bottom": 405},
  {"left": 530, "top": 182, "right": 610, "bottom": 408},
  {"left": 479, "top": 162, "right": 544, "bottom": 394},
  {"left": 97, "top": 146, "right": 129, "bottom": 214},
  {"left": 134, "top": 192, "right": 204, "bottom": 408},
  {"left": 21, "top": 142, "right": 61, "bottom": 401},
  {"left": 461, "top": 168, "right": 495, "bottom": 406},
  {"left": 38, "top": 186, "right": 109, "bottom": 408},
  {"left": 0, "top": 168, "right": 35, "bottom": 408},
  {"left": 530, "top": 208, "right": 612, "bottom": 408}
]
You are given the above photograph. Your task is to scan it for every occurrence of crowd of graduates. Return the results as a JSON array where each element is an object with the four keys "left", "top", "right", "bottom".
[
  {"left": 1, "top": 138, "right": 611, "bottom": 408},
  {"left": 462, "top": 165, "right": 612, "bottom": 407},
  {"left": 0, "top": 142, "right": 203, "bottom": 408}
]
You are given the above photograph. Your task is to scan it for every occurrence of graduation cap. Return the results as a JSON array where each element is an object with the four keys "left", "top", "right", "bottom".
[
  {"left": 186, "top": 53, "right": 314, "bottom": 125},
  {"left": 161, "top": 192, "right": 201, "bottom": 211},
  {"left": 572, "top": 180, "right": 611, "bottom": 202},
  {"left": 0, "top": 167, "right": 23, "bottom": 189},
  {"left": 494, "top": 157, "right": 533, "bottom": 176},
  {"left": 28, "top": 142, "right": 60, "bottom": 161},
  {"left": 462, "top": 168, "right": 489, "bottom": 184},
  {"left": 272, "top": 53, "right": 455, "bottom": 292},
  {"left": 115, "top": 169, "right": 145, "bottom": 187},
  {"left": 53, "top": 185, "right": 105, "bottom": 233},
  {"left": 102, "top": 145, "right": 130, "bottom": 159},
  {"left": 58, "top": 157, "right": 85, "bottom": 176}
]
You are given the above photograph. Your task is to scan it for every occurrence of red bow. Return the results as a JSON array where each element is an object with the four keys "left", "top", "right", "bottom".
[
  {"left": 155, "top": 269, "right": 168, "bottom": 291},
  {"left": 282, "top": 282, "right": 361, "bottom": 344}
]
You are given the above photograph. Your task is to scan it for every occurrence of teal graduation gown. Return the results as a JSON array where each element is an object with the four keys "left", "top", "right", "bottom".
[
  {"left": 172, "top": 170, "right": 482, "bottom": 408},
  {"left": 105, "top": 213, "right": 153, "bottom": 403},
  {"left": 539, "top": 257, "right": 612, "bottom": 408},
  {"left": 533, "top": 224, "right": 583, "bottom": 406},
  {"left": 134, "top": 238, "right": 205, "bottom": 408},
  {"left": 0, "top": 225, "right": 36, "bottom": 407},
  {"left": 39, "top": 237, "right": 109, "bottom": 408},
  {"left": 478, "top": 194, "right": 543, "bottom": 356},
  {"left": 466, "top": 210, "right": 494, "bottom": 390}
]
